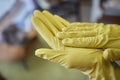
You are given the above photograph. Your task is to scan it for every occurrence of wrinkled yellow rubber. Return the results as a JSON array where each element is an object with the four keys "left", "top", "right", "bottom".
[
  {"left": 103, "top": 48, "right": 120, "bottom": 61},
  {"left": 57, "top": 23, "right": 120, "bottom": 49},
  {"left": 32, "top": 10, "right": 120, "bottom": 80}
]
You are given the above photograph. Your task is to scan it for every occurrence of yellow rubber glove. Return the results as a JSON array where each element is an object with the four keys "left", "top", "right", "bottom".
[
  {"left": 57, "top": 23, "right": 120, "bottom": 61},
  {"left": 32, "top": 10, "right": 120, "bottom": 80},
  {"left": 103, "top": 48, "right": 120, "bottom": 61},
  {"left": 57, "top": 23, "right": 120, "bottom": 48}
]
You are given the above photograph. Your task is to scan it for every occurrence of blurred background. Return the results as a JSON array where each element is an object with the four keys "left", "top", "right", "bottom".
[{"left": 0, "top": 0, "right": 120, "bottom": 80}]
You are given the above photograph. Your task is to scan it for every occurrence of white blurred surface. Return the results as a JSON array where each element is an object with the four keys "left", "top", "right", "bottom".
[
  {"left": 0, "top": 0, "right": 15, "bottom": 20},
  {"left": 115, "top": 61, "right": 120, "bottom": 66},
  {"left": 90, "top": 0, "right": 102, "bottom": 22}
]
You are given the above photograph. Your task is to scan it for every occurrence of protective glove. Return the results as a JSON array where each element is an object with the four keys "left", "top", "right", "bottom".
[
  {"left": 57, "top": 23, "right": 120, "bottom": 48},
  {"left": 57, "top": 23, "right": 120, "bottom": 61},
  {"left": 32, "top": 10, "right": 120, "bottom": 80}
]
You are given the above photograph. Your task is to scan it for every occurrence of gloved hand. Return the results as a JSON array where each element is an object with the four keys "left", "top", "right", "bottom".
[
  {"left": 57, "top": 23, "right": 120, "bottom": 48},
  {"left": 57, "top": 23, "right": 120, "bottom": 61},
  {"left": 32, "top": 10, "right": 120, "bottom": 80}
]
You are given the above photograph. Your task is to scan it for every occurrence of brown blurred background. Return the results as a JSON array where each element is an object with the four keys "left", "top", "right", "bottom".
[{"left": 0, "top": 0, "right": 120, "bottom": 80}]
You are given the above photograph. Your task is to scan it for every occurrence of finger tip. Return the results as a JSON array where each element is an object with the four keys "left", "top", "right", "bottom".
[
  {"left": 34, "top": 10, "right": 39, "bottom": 15},
  {"left": 62, "top": 27, "right": 67, "bottom": 31},
  {"left": 34, "top": 10, "right": 42, "bottom": 16},
  {"left": 42, "top": 10, "right": 47, "bottom": 12},
  {"left": 62, "top": 39, "right": 67, "bottom": 45},
  {"left": 54, "top": 15, "right": 58, "bottom": 17},
  {"left": 42, "top": 10, "right": 53, "bottom": 16},
  {"left": 103, "top": 49, "right": 109, "bottom": 61},
  {"left": 54, "top": 15, "right": 61, "bottom": 18},
  {"left": 57, "top": 32, "right": 63, "bottom": 39},
  {"left": 62, "top": 38, "right": 71, "bottom": 46},
  {"left": 35, "top": 49, "right": 41, "bottom": 57},
  {"left": 35, "top": 49, "right": 48, "bottom": 59},
  {"left": 42, "top": 10, "right": 49, "bottom": 14}
]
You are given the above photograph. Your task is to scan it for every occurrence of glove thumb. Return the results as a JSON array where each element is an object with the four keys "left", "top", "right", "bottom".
[
  {"left": 35, "top": 48, "right": 67, "bottom": 66},
  {"left": 103, "top": 48, "right": 120, "bottom": 61}
]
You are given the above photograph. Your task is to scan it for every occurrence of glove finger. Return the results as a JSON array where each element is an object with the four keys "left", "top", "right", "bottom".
[
  {"left": 34, "top": 10, "right": 58, "bottom": 35},
  {"left": 42, "top": 10, "right": 65, "bottom": 31},
  {"left": 32, "top": 16, "right": 58, "bottom": 48},
  {"left": 54, "top": 15, "right": 70, "bottom": 27},
  {"left": 62, "top": 23, "right": 104, "bottom": 32},
  {"left": 35, "top": 48, "right": 67, "bottom": 66},
  {"left": 57, "top": 30, "right": 98, "bottom": 39},
  {"left": 70, "top": 22, "right": 104, "bottom": 27},
  {"left": 62, "top": 25, "right": 96, "bottom": 32},
  {"left": 103, "top": 48, "right": 120, "bottom": 61},
  {"left": 62, "top": 34, "right": 107, "bottom": 48}
]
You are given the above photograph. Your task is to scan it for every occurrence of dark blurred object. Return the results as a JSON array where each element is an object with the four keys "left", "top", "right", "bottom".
[
  {"left": 98, "top": 0, "right": 120, "bottom": 24},
  {"left": 0, "top": 0, "right": 37, "bottom": 62},
  {"left": 49, "top": 0, "right": 80, "bottom": 21},
  {"left": 99, "top": 0, "right": 107, "bottom": 9},
  {"left": 0, "top": 24, "right": 27, "bottom": 62},
  {"left": 98, "top": 15, "right": 120, "bottom": 24},
  {"left": 33, "top": 0, "right": 44, "bottom": 10},
  {"left": 34, "top": 0, "right": 81, "bottom": 22},
  {"left": 0, "top": 74, "right": 6, "bottom": 80},
  {"left": 2, "top": 24, "right": 28, "bottom": 46}
]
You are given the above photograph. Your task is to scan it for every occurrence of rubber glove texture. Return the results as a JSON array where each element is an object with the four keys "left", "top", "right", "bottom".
[
  {"left": 57, "top": 23, "right": 120, "bottom": 48},
  {"left": 103, "top": 48, "right": 120, "bottom": 61},
  {"left": 32, "top": 10, "right": 120, "bottom": 80},
  {"left": 57, "top": 23, "right": 120, "bottom": 61}
]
